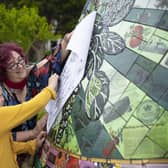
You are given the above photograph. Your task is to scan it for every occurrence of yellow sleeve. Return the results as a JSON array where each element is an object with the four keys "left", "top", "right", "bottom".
[
  {"left": 12, "top": 139, "right": 36, "bottom": 155},
  {"left": 0, "top": 87, "right": 56, "bottom": 135}
]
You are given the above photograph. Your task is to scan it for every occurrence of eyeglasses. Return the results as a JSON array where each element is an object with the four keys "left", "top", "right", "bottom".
[{"left": 7, "top": 57, "right": 25, "bottom": 70}]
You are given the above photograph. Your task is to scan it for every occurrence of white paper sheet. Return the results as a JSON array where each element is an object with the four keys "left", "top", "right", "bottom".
[{"left": 46, "top": 11, "right": 96, "bottom": 132}]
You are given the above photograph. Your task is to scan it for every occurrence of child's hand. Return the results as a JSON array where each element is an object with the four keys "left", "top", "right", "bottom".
[{"left": 48, "top": 73, "right": 59, "bottom": 91}]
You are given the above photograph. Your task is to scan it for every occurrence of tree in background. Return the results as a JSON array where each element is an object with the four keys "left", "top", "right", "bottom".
[
  {"left": 0, "top": 0, "right": 86, "bottom": 61},
  {"left": 1, "top": 0, "right": 86, "bottom": 34},
  {"left": 0, "top": 4, "right": 57, "bottom": 61}
]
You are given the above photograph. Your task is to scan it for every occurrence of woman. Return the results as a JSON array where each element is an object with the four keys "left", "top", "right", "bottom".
[
  {"left": 0, "top": 73, "right": 59, "bottom": 168},
  {"left": 0, "top": 32, "right": 72, "bottom": 166}
]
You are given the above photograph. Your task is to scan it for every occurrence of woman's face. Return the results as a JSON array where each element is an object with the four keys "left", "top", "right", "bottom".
[{"left": 5, "top": 51, "right": 27, "bottom": 82}]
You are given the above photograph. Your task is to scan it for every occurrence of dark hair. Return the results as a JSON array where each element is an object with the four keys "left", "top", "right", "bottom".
[{"left": 0, "top": 42, "right": 26, "bottom": 82}]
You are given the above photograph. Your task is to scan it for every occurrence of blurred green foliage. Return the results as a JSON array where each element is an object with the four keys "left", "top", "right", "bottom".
[
  {"left": 0, "top": 4, "right": 56, "bottom": 52},
  {"left": 1, "top": 0, "right": 86, "bottom": 34},
  {"left": 0, "top": 0, "right": 86, "bottom": 61}
]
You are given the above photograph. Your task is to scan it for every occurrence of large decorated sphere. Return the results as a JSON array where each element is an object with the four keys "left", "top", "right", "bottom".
[{"left": 37, "top": 0, "right": 168, "bottom": 167}]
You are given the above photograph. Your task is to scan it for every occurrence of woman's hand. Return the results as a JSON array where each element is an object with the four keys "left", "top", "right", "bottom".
[
  {"left": 36, "top": 131, "right": 47, "bottom": 149},
  {"left": 60, "top": 32, "right": 73, "bottom": 63},
  {"left": 32, "top": 114, "right": 48, "bottom": 138}
]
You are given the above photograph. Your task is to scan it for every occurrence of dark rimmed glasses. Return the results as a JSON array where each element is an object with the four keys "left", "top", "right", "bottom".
[{"left": 7, "top": 57, "right": 26, "bottom": 70}]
